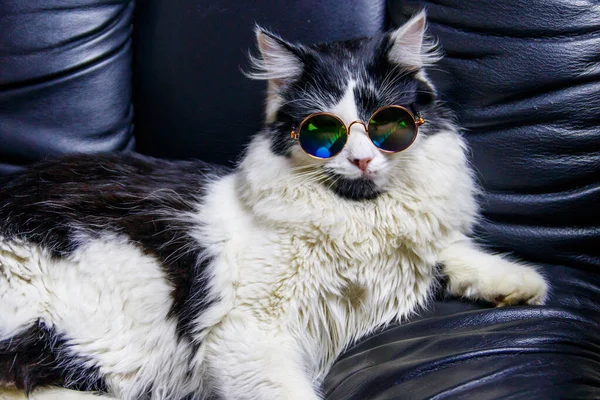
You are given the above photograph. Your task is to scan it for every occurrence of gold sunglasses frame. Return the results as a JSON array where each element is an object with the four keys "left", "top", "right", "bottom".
[{"left": 290, "top": 105, "right": 425, "bottom": 159}]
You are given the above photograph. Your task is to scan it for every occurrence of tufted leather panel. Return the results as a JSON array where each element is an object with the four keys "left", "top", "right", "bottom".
[
  {"left": 324, "top": 1, "right": 600, "bottom": 398},
  {"left": 0, "top": 0, "right": 135, "bottom": 174},
  {"left": 132, "top": 0, "right": 387, "bottom": 165}
]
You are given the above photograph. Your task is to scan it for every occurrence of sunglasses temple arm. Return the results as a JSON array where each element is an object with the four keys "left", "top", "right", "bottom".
[{"left": 415, "top": 113, "right": 425, "bottom": 126}]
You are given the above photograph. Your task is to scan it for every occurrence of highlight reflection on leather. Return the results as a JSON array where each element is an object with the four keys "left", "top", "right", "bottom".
[{"left": 0, "top": 1, "right": 135, "bottom": 174}]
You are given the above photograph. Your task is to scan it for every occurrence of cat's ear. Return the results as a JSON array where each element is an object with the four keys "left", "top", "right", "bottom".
[
  {"left": 387, "top": 11, "right": 441, "bottom": 71},
  {"left": 246, "top": 26, "right": 304, "bottom": 88}
]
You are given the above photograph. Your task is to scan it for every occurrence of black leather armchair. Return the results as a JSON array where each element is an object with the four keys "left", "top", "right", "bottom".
[{"left": 1, "top": 1, "right": 599, "bottom": 398}]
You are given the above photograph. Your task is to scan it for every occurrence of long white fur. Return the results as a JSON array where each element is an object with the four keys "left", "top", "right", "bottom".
[
  {"left": 388, "top": 11, "right": 443, "bottom": 70},
  {"left": 245, "top": 27, "right": 305, "bottom": 123},
  {"left": 0, "top": 12, "right": 548, "bottom": 400},
  {"left": 246, "top": 26, "right": 303, "bottom": 83}
]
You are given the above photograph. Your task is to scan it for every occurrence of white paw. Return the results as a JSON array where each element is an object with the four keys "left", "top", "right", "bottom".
[
  {"left": 489, "top": 266, "right": 548, "bottom": 306},
  {"left": 453, "top": 263, "right": 549, "bottom": 307}
]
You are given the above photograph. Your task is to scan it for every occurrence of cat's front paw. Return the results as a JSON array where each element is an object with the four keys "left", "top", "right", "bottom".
[
  {"left": 488, "top": 265, "right": 548, "bottom": 307},
  {"left": 451, "top": 262, "right": 548, "bottom": 307}
]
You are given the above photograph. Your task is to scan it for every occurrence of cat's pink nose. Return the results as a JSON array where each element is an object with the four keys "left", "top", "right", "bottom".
[{"left": 350, "top": 158, "right": 372, "bottom": 172}]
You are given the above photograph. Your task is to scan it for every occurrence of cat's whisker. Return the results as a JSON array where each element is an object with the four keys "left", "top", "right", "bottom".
[
  {"left": 289, "top": 170, "right": 330, "bottom": 187},
  {"left": 289, "top": 172, "right": 319, "bottom": 181},
  {"left": 289, "top": 168, "right": 325, "bottom": 177},
  {"left": 289, "top": 163, "right": 322, "bottom": 169},
  {"left": 291, "top": 175, "right": 327, "bottom": 187},
  {"left": 289, "top": 165, "right": 320, "bottom": 172},
  {"left": 378, "top": 67, "right": 404, "bottom": 96},
  {"left": 326, "top": 175, "right": 342, "bottom": 192}
]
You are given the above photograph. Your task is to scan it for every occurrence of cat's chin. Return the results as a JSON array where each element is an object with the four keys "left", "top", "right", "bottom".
[{"left": 328, "top": 175, "right": 382, "bottom": 201}]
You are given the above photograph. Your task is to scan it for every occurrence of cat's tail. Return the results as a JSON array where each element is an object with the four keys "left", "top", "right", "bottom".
[{"left": 0, "top": 321, "right": 64, "bottom": 393}]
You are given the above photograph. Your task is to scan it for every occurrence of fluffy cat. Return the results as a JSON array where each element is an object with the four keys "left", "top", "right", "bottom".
[{"left": 0, "top": 12, "right": 547, "bottom": 400}]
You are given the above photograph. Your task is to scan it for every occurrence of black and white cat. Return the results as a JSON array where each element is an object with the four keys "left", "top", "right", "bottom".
[{"left": 0, "top": 13, "right": 547, "bottom": 400}]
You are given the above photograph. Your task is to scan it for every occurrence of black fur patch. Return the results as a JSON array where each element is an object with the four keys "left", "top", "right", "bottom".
[
  {"left": 0, "top": 153, "right": 230, "bottom": 340},
  {"left": 328, "top": 175, "right": 381, "bottom": 201},
  {"left": 0, "top": 320, "right": 108, "bottom": 393}
]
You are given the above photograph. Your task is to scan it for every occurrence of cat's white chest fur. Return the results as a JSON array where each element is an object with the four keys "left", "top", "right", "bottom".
[{"left": 198, "top": 130, "right": 478, "bottom": 379}]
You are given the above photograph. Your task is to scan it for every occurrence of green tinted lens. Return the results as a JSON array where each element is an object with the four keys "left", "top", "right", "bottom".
[
  {"left": 368, "top": 107, "right": 417, "bottom": 153},
  {"left": 299, "top": 114, "right": 348, "bottom": 158}
]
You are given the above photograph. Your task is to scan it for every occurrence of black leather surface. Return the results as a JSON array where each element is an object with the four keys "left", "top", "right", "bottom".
[
  {"left": 323, "top": 1, "right": 600, "bottom": 398},
  {"left": 326, "top": 272, "right": 600, "bottom": 399},
  {"left": 132, "top": 0, "right": 387, "bottom": 165},
  {"left": 327, "top": 305, "right": 600, "bottom": 399},
  {"left": 0, "top": 0, "right": 135, "bottom": 174}
]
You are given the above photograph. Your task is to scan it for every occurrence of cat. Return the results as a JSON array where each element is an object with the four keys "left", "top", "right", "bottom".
[{"left": 0, "top": 12, "right": 547, "bottom": 400}]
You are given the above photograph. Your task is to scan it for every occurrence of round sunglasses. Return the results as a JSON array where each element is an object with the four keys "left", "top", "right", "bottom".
[{"left": 290, "top": 105, "right": 424, "bottom": 159}]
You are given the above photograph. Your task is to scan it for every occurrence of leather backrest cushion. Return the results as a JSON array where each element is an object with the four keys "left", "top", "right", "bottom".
[
  {"left": 0, "top": 0, "right": 135, "bottom": 174},
  {"left": 388, "top": 0, "right": 600, "bottom": 271},
  {"left": 132, "top": 0, "right": 387, "bottom": 165}
]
